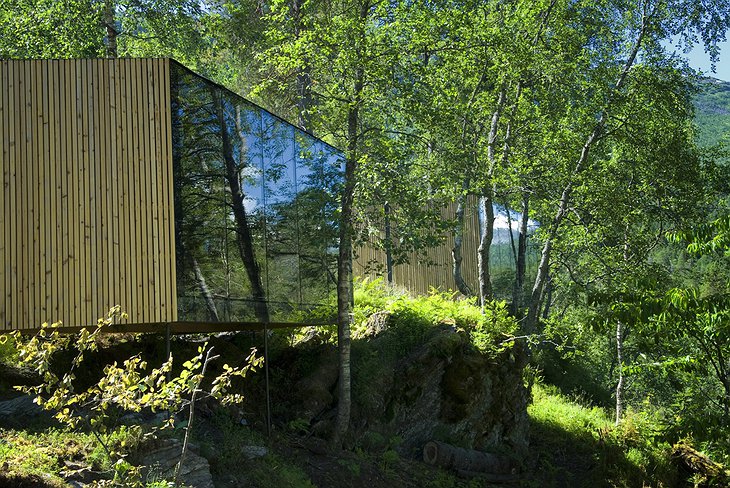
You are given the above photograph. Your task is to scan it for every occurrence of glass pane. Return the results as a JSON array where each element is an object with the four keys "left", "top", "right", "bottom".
[
  {"left": 171, "top": 62, "right": 344, "bottom": 324},
  {"left": 171, "top": 65, "right": 231, "bottom": 322},
  {"left": 262, "top": 112, "right": 299, "bottom": 320},
  {"left": 322, "top": 143, "right": 344, "bottom": 302},
  {"left": 295, "top": 135, "right": 333, "bottom": 308},
  {"left": 222, "top": 96, "right": 268, "bottom": 323}
]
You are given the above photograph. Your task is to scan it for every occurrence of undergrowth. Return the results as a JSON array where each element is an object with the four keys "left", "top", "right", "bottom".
[
  {"left": 0, "top": 425, "right": 146, "bottom": 485},
  {"left": 528, "top": 382, "right": 678, "bottom": 487},
  {"left": 285, "top": 278, "right": 517, "bottom": 349}
]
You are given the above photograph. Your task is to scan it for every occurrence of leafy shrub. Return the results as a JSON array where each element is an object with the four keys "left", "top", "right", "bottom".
[
  {"left": 0, "top": 333, "right": 18, "bottom": 364},
  {"left": 8, "top": 306, "right": 262, "bottom": 486}
]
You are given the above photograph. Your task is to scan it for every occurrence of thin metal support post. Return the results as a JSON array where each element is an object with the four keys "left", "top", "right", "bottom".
[
  {"left": 264, "top": 323, "right": 271, "bottom": 437},
  {"left": 165, "top": 324, "right": 172, "bottom": 422}
]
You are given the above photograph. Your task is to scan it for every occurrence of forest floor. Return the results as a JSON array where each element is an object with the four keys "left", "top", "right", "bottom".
[{"left": 0, "top": 380, "right": 698, "bottom": 488}]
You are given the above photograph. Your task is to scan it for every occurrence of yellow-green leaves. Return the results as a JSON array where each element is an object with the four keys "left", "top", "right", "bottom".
[{"left": 12, "top": 306, "right": 263, "bottom": 479}]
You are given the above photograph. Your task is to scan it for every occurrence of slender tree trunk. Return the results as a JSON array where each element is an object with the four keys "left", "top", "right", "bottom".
[
  {"left": 191, "top": 256, "right": 219, "bottom": 322},
  {"left": 333, "top": 59, "right": 365, "bottom": 447},
  {"left": 452, "top": 179, "right": 473, "bottom": 296},
  {"left": 541, "top": 274, "right": 552, "bottom": 320},
  {"left": 511, "top": 193, "right": 529, "bottom": 316},
  {"left": 214, "top": 93, "right": 270, "bottom": 323},
  {"left": 176, "top": 348, "right": 215, "bottom": 485},
  {"left": 384, "top": 202, "right": 393, "bottom": 284},
  {"left": 103, "top": 0, "right": 117, "bottom": 58},
  {"left": 477, "top": 195, "right": 495, "bottom": 308},
  {"left": 525, "top": 17, "right": 648, "bottom": 332},
  {"left": 477, "top": 86, "right": 506, "bottom": 308},
  {"left": 615, "top": 320, "right": 625, "bottom": 424}
]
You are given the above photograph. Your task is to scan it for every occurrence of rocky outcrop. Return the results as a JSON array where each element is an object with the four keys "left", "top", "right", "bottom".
[
  {"left": 0, "top": 394, "right": 53, "bottom": 428},
  {"left": 352, "top": 324, "right": 529, "bottom": 456},
  {"left": 272, "top": 313, "right": 530, "bottom": 459}
]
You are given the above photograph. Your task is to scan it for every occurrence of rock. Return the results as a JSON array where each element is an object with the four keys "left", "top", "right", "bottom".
[
  {"left": 130, "top": 438, "right": 214, "bottom": 488},
  {"left": 0, "top": 363, "right": 41, "bottom": 400},
  {"left": 292, "top": 349, "right": 339, "bottom": 423},
  {"left": 0, "top": 394, "right": 52, "bottom": 428},
  {"left": 241, "top": 445, "right": 268, "bottom": 459},
  {"left": 351, "top": 324, "right": 529, "bottom": 457},
  {"left": 60, "top": 460, "right": 102, "bottom": 485},
  {"left": 360, "top": 311, "right": 390, "bottom": 338}
]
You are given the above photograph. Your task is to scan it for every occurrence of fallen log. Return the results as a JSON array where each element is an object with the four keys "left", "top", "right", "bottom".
[
  {"left": 423, "top": 440, "right": 515, "bottom": 475},
  {"left": 671, "top": 442, "right": 729, "bottom": 485}
]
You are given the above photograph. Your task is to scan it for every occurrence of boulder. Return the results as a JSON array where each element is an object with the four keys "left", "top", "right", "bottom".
[{"left": 130, "top": 438, "right": 214, "bottom": 488}]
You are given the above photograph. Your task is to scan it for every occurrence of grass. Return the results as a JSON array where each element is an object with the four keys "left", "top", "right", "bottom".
[
  {"left": 0, "top": 428, "right": 99, "bottom": 485},
  {"left": 528, "top": 383, "right": 677, "bottom": 488},
  {"left": 0, "top": 424, "right": 155, "bottom": 487}
]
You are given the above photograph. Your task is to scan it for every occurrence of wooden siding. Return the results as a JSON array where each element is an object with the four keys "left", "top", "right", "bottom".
[
  {"left": 354, "top": 199, "right": 483, "bottom": 296},
  {"left": 0, "top": 59, "right": 177, "bottom": 331}
]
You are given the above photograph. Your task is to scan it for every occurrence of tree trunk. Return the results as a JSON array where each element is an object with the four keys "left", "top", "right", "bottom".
[
  {"left": 477, "top": 86, "right": 506, "bottom": 308},
  {"left": 477, "top": 195, "right": 495, "bottom": 308},
  {"left": 524, "top": 16, "right": 648, "bottom": 332},
  {"left": 452, "top": 179, "right": 473, "bottom": 296},
  {"left": 384, "top": 202, "right": 393, "bottom": 284},
  {"left": 214, "top": 93, "right": 270, "bottom": 324},
  {"left": 541, "top": 273, "right": 553, "bottom": 320},
  {"left": 103, "top": 0, "right": 117, "bottom": 58},
  {"left": 511, "top": 193, "right": 529, "bottom": 316},
  {"left": 615, "top": 320, "right": 625, "bottom": 424},
  {"left": 333, "top": 62, "right": 364, "bottom": 447},
  {"left": 191, "top": 256, "right": 219, "bottom": 322}
]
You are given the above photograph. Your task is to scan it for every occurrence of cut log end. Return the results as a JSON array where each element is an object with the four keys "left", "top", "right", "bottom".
[{"left": 423, "top": 441, "right": 438, "bottom": 464}]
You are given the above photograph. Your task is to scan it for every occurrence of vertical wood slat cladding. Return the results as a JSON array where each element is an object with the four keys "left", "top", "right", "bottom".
[
  {"left": 353, "top": 198, "right": 482, "bottom": 296},
  {"left": 0, "top": 59, "right": 176, "bottom": 331}
]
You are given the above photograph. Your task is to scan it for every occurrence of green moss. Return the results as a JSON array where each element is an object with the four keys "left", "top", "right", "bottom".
[{"left": 0, "top": 425, "right": 144, "bottom": 485}]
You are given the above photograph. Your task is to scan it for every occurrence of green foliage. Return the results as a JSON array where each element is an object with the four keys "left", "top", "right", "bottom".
[
  {"left": 529, "top": 383, "right": 677, "bottom": 487},
  {"left": 9, "top": 307, "right": 262, "bottom": 485},
  {"left": 695, "top": 78, "right": 730, "bottom": 152},
  {"left": 249, "top": 457, "right": 316, "bottom": 488},
  {"left": 0, "top": 333, "right": 18, "bottom": 364},
  {"left": 351, "top": 279, "right": 516, "bottom": 349}
]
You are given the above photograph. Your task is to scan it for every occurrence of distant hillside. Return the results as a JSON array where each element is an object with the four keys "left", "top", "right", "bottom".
[{"left": 695, "top": 77, "right": 730, "bottom": 149}]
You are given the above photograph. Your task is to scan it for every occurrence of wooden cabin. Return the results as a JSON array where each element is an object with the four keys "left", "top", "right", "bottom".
[{"left": 0, "top": 58, "right": 342, "bottom": 332}]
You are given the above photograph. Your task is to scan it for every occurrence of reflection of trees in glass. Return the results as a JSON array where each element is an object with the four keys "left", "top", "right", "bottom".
[
  {"left": 295, "top": 138, "right": 341, "bottom": 297},
  {"left": 172, "top": 66, "right": 268, "bottom": 323},
  {"left": 262, "top": 122, "right": 341, "bottom": 312},
  {"left": 212, "top": 89, "right": 270, "bottom": 323},
  {"left": 171, "top": 68, "right": 226, "bottom": 322},
  {"left": 171, "top": 63, "right": 342, "bottom": 323}
]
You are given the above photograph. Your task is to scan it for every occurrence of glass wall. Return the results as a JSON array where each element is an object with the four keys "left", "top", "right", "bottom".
[{"left": 170, "top": 63, "right": 342, "bottom": 323}]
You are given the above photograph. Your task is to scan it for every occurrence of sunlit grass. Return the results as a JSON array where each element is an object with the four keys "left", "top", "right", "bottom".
[
  {"left": 528, "top": 382, "right": 677, "bottom": 487},
  {"left": 529, "top": 383, "right": 612, "bottom": 440},
  {"left": 0, "top": 428, "right": 91, "bottom": 483}
]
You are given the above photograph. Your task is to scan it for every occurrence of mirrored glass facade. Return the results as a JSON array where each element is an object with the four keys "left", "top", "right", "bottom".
[{"left": 171, "top": 62, "right": 342, "bottom": 323}]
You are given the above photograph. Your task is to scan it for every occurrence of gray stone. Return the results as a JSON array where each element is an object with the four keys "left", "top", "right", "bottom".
[
  {"left": 241, "top": 445, "right": 268, "bottom": 459},
  {"left": 0, "top": 394, "right": 50, "bottom": 427},
  {"left": 131, "top": 438, "right": 214, "bottom": 488}
]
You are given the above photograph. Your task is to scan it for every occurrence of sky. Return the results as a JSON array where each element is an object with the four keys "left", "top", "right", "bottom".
[{"left": 675, "top": 38, "right": 730, "bottom": 81}]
